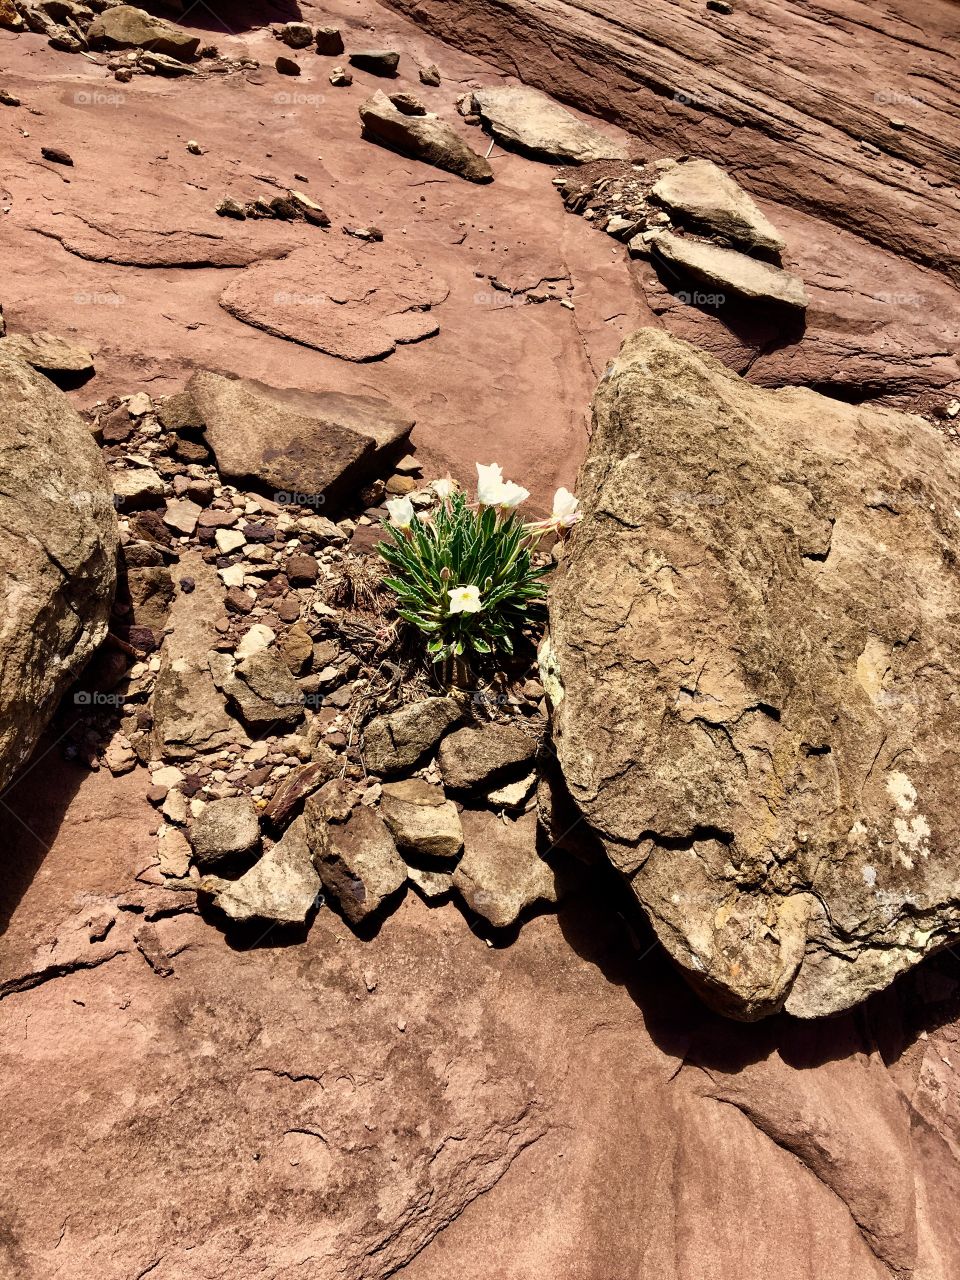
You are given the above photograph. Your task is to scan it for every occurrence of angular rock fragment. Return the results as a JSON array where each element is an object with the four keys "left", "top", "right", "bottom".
[
  {"left": 186, "top": 370, "right": 413, "bottom": 507},
  {"left": 362, "top": 697, "right": 462, "bottom": 773},
  {"left": 548, "top": 327, "right": 960, "bottom": 1019},
  {"left": 276, "top": 21, "right": 312, "bottom": 49},
  {"left": 152, "top": 551, "right": 240, "bottom": 760},
  {"left": 0, "top": 350, "right": 116, "bottom": 790},
  {"left": 453, "top": 809, "right": 556, "bottom": 928},
  {"left": 304, "top": 786, "right": 406, "bottom": 923},
  {"left": 651, "top": 158, "right": 786, "bottom": 255},
  {"left": 190, "top": 796, "right": 260, "bottom": 868},
  {"left": 262, "top": 750, "right": 339, "bottom": 826},
  {"left": 380, "top": 779, "right": 464, "bottom": 860},
  {"left": 652, "top": 232, "right": 808, "bottom": 311},
  {"left": 407, "top": 864, "right": 452, "bottom": 900},
  {"left": 438, "top": 723, "right": 537, "bottom": 791},
  {"left": 211, "top": 649, "right": 304, "bottom": 729},
  {"left": 315, "top": 26, "right": 344, "bottom": 55},
  {"left": 359, "top": 90, "right": 493, "bottom": 183},
  {"left": 0, "top": 331, "right": 93, "bottom": 384},
  {"left": 213, "top": 818, "right": 321, "bottom": 924},
  {"left": 349, "top": 49, "right": 400, "bottom": 76},
  {"left": 472, "top": 84, "right": 628, "bottom": 164}
]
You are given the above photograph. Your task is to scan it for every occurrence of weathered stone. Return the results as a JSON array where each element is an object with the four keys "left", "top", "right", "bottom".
[
  {"left": 262, "top": 750, "right": 338, "bottom": 826},
  {"left": 275, "top": 55, "right": 300, "bottom": 77},
  {"left": 548, "top": 326, "right": 960, "bottom": 1020},
  {"left": 87, "top": 5, "right": 200, "bottom": 60},
  {"left": 276, "top": 21, "right": 312, "bottom": 49},
  {"left": 472, "top": 84, "right": 628, "bottom": 164},
  {"left": 362, "top": 697, "right": 462, "bottom": 773},
  {"left": 152, "top": 551, "right": 240, "bottom": 760},
  {"left": 118, "top": 562, "right": 174, "bottom": 632},
  {"left": 314, "top": 25, "right": 343, "bottom": 55},
  {"left": 418, "top": 63, "right": 441, "bottom": 87},
  {"left": 211, "top": 648, "right": 304, "bottom": 730},
  {"left": 652, "top": 232, "right": 808, "bottom": 311},
  {"left": 407, "top": 864, "right": 452, "bottom": 900},
  {"left": 651, "top": 158, "right": 787, "bottom": 255},
  {"left": 285, "top": 553, "right": 318, "bottom": 586},
  {"left": 304, "top": 788, "right": 406, "bottom": 923},
  {"left": 214, "top": 817, "right": 321, "bottom": 924},
  {"left": 0, "top": 331, "right": 94, "bottom": 383},
  {"left": 360, "top": 90, "right": 494, "bottom": 183},
  {"left": 438, "top": 723, "right": 537, "bottom": 791},
  {"left": 278, "top": 621, "right": 313, "bottom": 673},
  {"left": 380, "top": 779, "right": 464, "bottom": 860},
  {"left": 0, "top": 351, "right": 117, "bottom": 791},
  {"left": 162, "top": 497, "right": 201, "bottom": 536},
  {"left": 348, "top": 49, "right": 400, "bottom": 76},
  {"left": 453, "top": 809, "right": 557, "bottom": 928},
  {"left": 186, "top": 370, "right": 413, "bottom": 507},
  {"left": 190, "top": 795, "right": 260, "bottom": 868},
  {"left": 112, "top": 466, "right": 164, "bottom": 509}
]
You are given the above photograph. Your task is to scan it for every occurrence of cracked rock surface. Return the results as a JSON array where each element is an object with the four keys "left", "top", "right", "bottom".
[
  {"left": 0, "top": 349, "right": 116, "bottom": 792},
  {"left": 548, "top": 327, "right": 960, "bottom": 1021},
  {"left": 3, "top": 758, "right": 960, "bottom": 1278}
]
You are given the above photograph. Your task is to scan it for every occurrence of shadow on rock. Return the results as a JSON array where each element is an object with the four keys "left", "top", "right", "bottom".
[
  {"left": 0, "top": 730, "right": 89, "bottom": 936},
  {"left": 150, "top": 0, "right": 304, "bottom": 37},
  {"left": 556, "top": 853, "right": 960, "bottom": 1074}
]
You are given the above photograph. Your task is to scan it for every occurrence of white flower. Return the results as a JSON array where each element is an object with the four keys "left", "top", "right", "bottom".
[
  {"left": 497, "top": 480, "right": 530, "bottom": 508},
  {"left": 385, "top": 495, "right": 414, "bottom": 528},
  {"left": 552, "top": 487, "right": 581, "bottom": 526},
  {"left": 448, "top": 584, "right": 482, "bottom": 614},
  {"left": 433, "top": 476, "right": 457, "bottom": 499},
  {"left": 476, "top": 462, "right": 505, "bottom": 506}
]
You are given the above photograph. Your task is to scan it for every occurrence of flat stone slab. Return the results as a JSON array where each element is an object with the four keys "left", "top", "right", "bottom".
[
  {"left": 219, "top": 242, "right": 448, "bottom": 362},
  {"left": 187, "top": 370, "right": 414, "bottom": 506},
  {"left": 472, "top": 84, "right": 629, "bottom": 164},
  {"left": 652, "top": 231, "right": 808, "bottom": 311},
  {"left": 651, "top": 158, "right": 786, "bottom": 255}
]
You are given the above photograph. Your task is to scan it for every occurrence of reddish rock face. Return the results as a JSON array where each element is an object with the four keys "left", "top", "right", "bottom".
[
  {"left": 3, "top": 755, "right": 960, "bottom": 1277},
  {"left": 383, "top": 0, "right": 960, "bottom": 283},
  {"left": 2, "top": 0, "right": 960, "bottom": 1273}
]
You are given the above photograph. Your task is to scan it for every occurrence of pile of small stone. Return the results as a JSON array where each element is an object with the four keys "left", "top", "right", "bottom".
[
  {"left": 0, "top": 0, "right": 256, "bottom": 81},
  {"left": 68, "top": 384, "right": 565, "bottom": 937},
  {"left": 553, "top": 158, "right": 675, "bottom": 258},
  {"left": 215, "top": 188, "right": 330, "bottom": 226}
]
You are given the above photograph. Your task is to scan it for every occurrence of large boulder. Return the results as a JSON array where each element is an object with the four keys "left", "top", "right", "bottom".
[
  {"left": 186, "top": 371, "right": 413, "bottom": 506},
  {"left": 546, "top": 327, "right": 960, "bottom": 1021},
  {"left": 87, "top": 5, "right": 200, "bottom": 60},
  {"left": 0, "top": 351, "right": 117, "bottom": 792}
]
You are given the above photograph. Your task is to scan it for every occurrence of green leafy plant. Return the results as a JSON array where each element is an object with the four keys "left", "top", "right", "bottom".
[{"left": 377, "top": 466, "right": 580, "bottom": 665}]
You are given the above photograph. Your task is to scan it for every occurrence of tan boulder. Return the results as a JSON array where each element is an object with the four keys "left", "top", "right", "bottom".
[{"left": 548, "top": 327, "right": 960, "bottom": 1019}]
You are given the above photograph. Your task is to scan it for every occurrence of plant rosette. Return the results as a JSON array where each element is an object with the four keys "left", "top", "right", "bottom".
[{"left": 377, "top": 465, "right": 581, "bottom": 665}]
